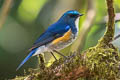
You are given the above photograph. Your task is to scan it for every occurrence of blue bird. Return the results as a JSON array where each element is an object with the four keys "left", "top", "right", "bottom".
[{"left": 16, "top": 10, "right": 83, "bottom": 70}]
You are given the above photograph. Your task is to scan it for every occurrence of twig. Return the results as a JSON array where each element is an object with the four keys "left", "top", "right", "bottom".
[{"left": 0, "top": 0, "right": 13, "bottom": 30}]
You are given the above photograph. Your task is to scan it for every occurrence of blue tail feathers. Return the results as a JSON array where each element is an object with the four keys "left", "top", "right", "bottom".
[{"left": 16, "top": 49, "right": 37, "bottom": 71}]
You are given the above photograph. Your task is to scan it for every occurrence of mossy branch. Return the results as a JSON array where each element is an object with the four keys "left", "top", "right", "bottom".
[{"left": 99, "top": 0, "right": 115, "bottom": 45}]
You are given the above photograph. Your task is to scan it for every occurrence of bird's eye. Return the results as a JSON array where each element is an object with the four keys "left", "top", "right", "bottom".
[{"left": 69, "top": 14, "right": 76, "bottom": 17}]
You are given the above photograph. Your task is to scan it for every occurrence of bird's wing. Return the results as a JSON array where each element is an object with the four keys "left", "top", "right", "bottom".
[{"left": 29, "top": 24, "right": 70, "bottom": 51}]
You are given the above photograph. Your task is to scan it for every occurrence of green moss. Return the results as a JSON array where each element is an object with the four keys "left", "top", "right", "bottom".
[
  {"left": 13, "top": 76, "right": 27, "bottom": 80},
  {"left": 84, "top": 43, "right": 120, "bottom": 79}
]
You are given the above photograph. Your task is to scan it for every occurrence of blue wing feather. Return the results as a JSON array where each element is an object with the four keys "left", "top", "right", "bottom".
[
  {"left": 29, "top": 23, "right": 70, "bottom": 51},
  {"left": 16, "top": 49, "right": 37, "bottom": 71},
  {"left": 34, "top": 23, "right": 70, "bottom": 44}
]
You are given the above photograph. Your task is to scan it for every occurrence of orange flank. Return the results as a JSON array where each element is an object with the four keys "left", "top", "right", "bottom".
[{"left": 52, "top": 30, "right": 72, "bottom": 44}]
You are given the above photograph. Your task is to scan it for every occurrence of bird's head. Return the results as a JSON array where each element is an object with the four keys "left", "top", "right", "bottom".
[{"left": 59, "top": 10, "right": 83, "bottom": 24}]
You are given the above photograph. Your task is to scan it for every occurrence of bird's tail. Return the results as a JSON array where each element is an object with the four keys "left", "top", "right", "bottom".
[{"left": 16, "top": 49, "right": 37, "bottom": 71}]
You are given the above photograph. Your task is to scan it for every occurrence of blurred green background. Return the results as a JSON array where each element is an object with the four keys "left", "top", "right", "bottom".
[{"left": 0, "top": 0, "right": 120, "bottom": 79}]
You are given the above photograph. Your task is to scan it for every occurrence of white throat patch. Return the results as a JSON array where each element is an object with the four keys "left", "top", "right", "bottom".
[{"left": 75, "top": 17, "right": 80, "bottom": 32}]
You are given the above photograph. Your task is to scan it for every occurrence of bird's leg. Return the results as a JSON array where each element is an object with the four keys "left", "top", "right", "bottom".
[
  {"left": 53, "top": 50, "right": 68, "bottom": 59},
  {"left": 37, "top": 54, "right": 45, "bottom": 70},
  {"left": 68, "top": 52, "right": 76, "bottom": 59},
  {"left": 50, "top": 52, "right": 57, "bottom": 61}
]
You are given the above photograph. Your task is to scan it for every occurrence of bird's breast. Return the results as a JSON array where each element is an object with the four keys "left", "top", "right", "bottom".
[
  {"left": 52, "top": 29, "right": 72, "bottom": 44},
  {"left": 48, "top": 29, "right": 78, "bottom": 50}
]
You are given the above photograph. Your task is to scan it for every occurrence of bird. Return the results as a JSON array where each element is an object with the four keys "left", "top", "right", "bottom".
[{"left": 16, "top": 10, "right": 83, "bottom": 71}]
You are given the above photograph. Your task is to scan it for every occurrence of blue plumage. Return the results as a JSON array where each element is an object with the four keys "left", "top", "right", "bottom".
[
  {"left": 34, "top": 23, "right": 70, "bottom": 45},
  {"left": 16, "top": 10, "right": 83, "bottom": 70},
  {"left": 16, "top": 48, "right": 37, "bottom": 71}
]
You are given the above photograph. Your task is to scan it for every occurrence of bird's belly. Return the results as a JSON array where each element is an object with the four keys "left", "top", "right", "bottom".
[
  {"left": 50, "top": 37, "right": 75, "bottom": 50},
  {"left": 48, "top": 33, "right": 77, "bottom": 50}
]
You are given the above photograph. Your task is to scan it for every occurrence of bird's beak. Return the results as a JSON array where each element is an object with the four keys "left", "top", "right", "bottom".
[{"left": 79, "top": 13, "right": 84, "bottom": 16}]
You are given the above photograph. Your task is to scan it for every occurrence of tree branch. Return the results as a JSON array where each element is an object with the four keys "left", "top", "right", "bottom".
[
  {"left": 0, "top": 0, "right": 13, "bottom": 30},
  {"left": 104, "top": 13, "right": 120, "bottom": 22},
  {"left": 99, "top": 0, "right": 115, "bottom": 45}
]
